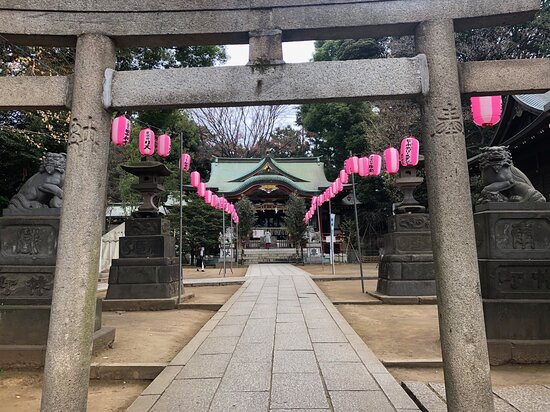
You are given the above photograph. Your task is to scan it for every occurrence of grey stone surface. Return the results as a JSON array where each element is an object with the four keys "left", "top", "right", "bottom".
[
  {"left": 231, "top": 342, "right": 273, "bottom": 364},
  {"left": 40, "top": 34, "right": 116, "bottom": 412},
  {"left": 0, "top": 1, "right": 539, "bottom": 48},
  {"left": 208, "top": 324, "right": 245, "bottom": 338},
  {"left": 313, "top": 343, "right": 360, "bottom": 363},
  {"left": 274, "top": 333, "right": 312, "bottom": 350},
  {"left": 0, "top": 75, "right": 70, "bottom": 110},
  {"left": 273, "top": 350, "right": 318, "bottom": 373},
  {"left": 210, "top": 390, "right": 270, "bottom": 412},
  {"left": 141, "top": 366, "right": 182, "bottom": 396},
  {"left": 218, "top": 361, "right": 271, "bottom": 392},
  {"left": 151, "top": 378, "right": 220, "bottom": 411},
  {"left": 110, "top": 57, "right": 427, "bottom": 110},
  {"left": 308, "top": 327, "right": 347, "bottom": 343},
  {"left": 493, "top": 385, "right": 550, "bottom": 412},
  {"left": 177, "top": 353, "right": 231, "bottom": 379},
  {"left": 319, "top": 362, "right": 378, "bottom": 391},
  {"left": 217, "top": 315, "right": 250, "bottom": 326},
  {"left": 402, "top": 381, "right": 447, "bottom": 412},
  {"left": 271, "top": 373, "right": 329, "bottom": 409},
  {"left": 197, "top": 336, "right": 239, "bottom": 355},
  {"left": 459, "top": 59, "right": 550, "bottom": 96},
  {"left": 126, "top": 394, "right": 160, "bottom": 412},
  {"left": 416, "top": 19, "right": 494, "bottom": 411},
  {"left": 330, "top": 390, "right": 394, "bottom": 412}
]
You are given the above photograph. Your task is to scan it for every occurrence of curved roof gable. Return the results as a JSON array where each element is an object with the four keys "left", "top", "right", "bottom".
[{"left": 206, "top": 157, "right": 331, "bottom": 195}]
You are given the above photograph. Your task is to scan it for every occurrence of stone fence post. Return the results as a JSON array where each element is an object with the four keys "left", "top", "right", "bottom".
[
  {"left": 41, "top": 34, "right": 115, "bottom": 412},
  {"left": 416, "top": 20, "right": 495, "bottom": 411}
]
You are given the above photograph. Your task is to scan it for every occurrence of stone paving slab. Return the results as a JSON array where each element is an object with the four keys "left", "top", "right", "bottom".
[
  {"left": 129, "top": 264, "right": 420, "bottom": 411},
  {"left": 403, "top": 381, "right": 550, "bottom": 411}
]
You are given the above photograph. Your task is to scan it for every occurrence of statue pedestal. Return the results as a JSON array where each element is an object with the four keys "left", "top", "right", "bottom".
[
  {"left": 376, "top": 214, "right": 436, "bottom": 296},
  {"left": 474, "top": 203, "right": 550, "bottom": 364},
  {"left": 305, "top": 242, "right": 322, "bottom": 264},
  {"left": 0, "top": 213, "right": 114, "bottom": 368},
  {"left": 106, "top": 218, "right": 180, "bottom": 300}
]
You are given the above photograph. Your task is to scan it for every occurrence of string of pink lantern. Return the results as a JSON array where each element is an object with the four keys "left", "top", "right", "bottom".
[
  {"left": 111, "top": 114, "right": 173, "bottom": 158},
  {"left": 190, "top": 169, "right": 239, "bottom": 224},
  {"left": 304, "top": 136, "right": 420, "bottom": 224}
]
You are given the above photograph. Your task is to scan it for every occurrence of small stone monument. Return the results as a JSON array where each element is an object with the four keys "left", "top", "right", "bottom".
[
  {"left": 105, "top": 162, "right": 180, "bottom": 304},
  {"left": 474, "top": 146, "right": 549, "bottom": 364},
  {"left": 0, "top": 153, "right": 114, "bottom": 368},
  {"left": 376, "top": 161, "right": 436, "bottom": 296}
]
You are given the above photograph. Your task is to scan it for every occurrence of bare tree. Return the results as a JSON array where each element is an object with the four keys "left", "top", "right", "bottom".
[{"left": 188, "top": 105, "right": 290, "bottom": 157}]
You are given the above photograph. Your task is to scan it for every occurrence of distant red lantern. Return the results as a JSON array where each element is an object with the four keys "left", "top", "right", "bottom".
[
  {"left": 358, "top": 156, "right": 369, "bottom": 177},
  {"left": 204, "top": 190, "right": 212, "bottom": 204},
  {"left": 181, "top": 153, "right": 191, "bottom": 172},
  {"left": 157, "top": 134, "right": 171, "bottom": 157},
  {"left": 471, "top": 96, "right": 502, "bottom": 127},
  {"left": 350, "top": 156, "right": 360, "bottom": 174},
  {"left": 384, "top": 147, "right": 400, "bottom": 174},
  {"left": 197, "top": 182, "right": 206, "bottom": 197},
  {"left": 139, "top": 128, "right": 155, "bottom": 156},
  {"left": 190, "top": 171, "right": 201, "bottom": 188},
  {"left": 111, "top": 115, "right": 132, "bottom": 146},
  {"left": 400, "top": 137, "right": 420, "bottom": 167},
  {"left": 339, "top": 170, "right": 349, "bottom": 184},
  {"left": 369, "top": 154, "right": 382, "bottom": 176}
]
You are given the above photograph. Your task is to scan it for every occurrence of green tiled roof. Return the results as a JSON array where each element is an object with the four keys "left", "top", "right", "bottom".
[{"left": 205, "top": 157, "right": 331, "bottom": 195}]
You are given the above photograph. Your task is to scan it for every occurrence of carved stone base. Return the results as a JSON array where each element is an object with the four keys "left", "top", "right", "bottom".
[
  {"left": 376, "top": 214, "right": 436, "bottom": 296},
  {"left": 0, "top": 298, "right": 114, "bottom": 368},
  {"left": 106, "top": 218, "right": 180, "bottom": 300},
  {"left": 475, "top": 203, "right": 550, "bottom": 364}
]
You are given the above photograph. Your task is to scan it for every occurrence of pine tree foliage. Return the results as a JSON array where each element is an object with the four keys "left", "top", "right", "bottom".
[
  {"left": 235, "top": 197, "right": 257, "bottom": 246},
  {"left": 283, "top": 193, "right": 308, "bottom": 258}
]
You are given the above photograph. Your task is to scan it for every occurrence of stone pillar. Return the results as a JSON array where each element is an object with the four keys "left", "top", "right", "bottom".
[
  {"left": 248, "top": 29, "right": 284, "bottom": 65},
  {"left": 415, "top": 20, "right": 494, "bottom": 411},
  {"left": 41, "top": 34, "right": 115, "bottom": 412}
]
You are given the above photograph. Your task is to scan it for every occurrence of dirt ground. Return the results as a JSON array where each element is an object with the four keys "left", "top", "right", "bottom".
[
  {"left": 183, "top": 265, "right": 248, "bottom": 279},
  {"left": 300, "top": 263, "right": 379, "bottom": 277},
  {"left": 93, "top": 308, "right": 215, "bottom": 363},
  {"left": 0, "top": 371, "right": 148, "bottom": 412},
  {"left": 317, "top": 279, "right": 379, "bottom": 302}
]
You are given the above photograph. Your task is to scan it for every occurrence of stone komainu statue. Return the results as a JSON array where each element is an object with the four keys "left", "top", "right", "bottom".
[
  {"left": 8, "top": 153, "right": 66, "bottom": 210},
  {"left": 478, "top": 146, "right": 546, "bottom": 203}
]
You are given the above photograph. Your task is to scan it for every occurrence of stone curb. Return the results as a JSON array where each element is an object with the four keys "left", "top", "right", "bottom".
[
  {"left": 89, "top": 363, "right": 166, "bottom": 380},
  {"left": 367, "top": 291, "right": 438, "bottom": 305},
  {"left": 382, "top": 359, "right": 444, "bottom": 368},
  {"left": 102, "top": 295, "right": 194, "bottom": 311}
]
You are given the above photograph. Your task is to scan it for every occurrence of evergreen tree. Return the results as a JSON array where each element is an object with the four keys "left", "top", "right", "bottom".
[
  {"left": 283, "top": 193, "right": 308, "bottom": 262},
  {"left": 235, "top": 197, "right": 257, "bottom": 263}
]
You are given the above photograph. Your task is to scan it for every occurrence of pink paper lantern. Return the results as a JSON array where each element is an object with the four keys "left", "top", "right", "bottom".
[
  {"left": 190, "top": 171, "right": 201, "bottom": 188},
  {"left": 400, "top": 137, "right": 420, "bottom": 167},
  {"left": 369, "top": 154, "right": 382, "bottom": 176},
  {"left": 312, "top": 196, "right": 318, "bottom": 206},
  {"left": 358, "top": 156, "right": 369, "bottom": 177},
  {"left": 157, "top": 134, "right": 171, "bottom": 157},
  {"left": 197, "top": 182, "right": 206, "bottom": 197},
  {"left": 344, "top": 158, "right": 353, "bottom": 174},
  {"left": 350, "top": 156, "right": 360, "bottom": 174},
  {"left": 139, "top": 128, "right": 155, "bottom": 156},
  {"left": 471, "top": 96, "right": 502, "bottom": 127},
  {"left": 339, "top": 169, "right": 349, "bottom": 184},
  {"left": 181, "top": 153, "right": 191, "bottom": 172},
  {"left": 336, "top": 178, "right": 343, "bottom": 192},
  {"left": 111, "top": 115, "right": 132, "bottom": 146},
  {"left": 204, "top": 190, "right": 212, "bottom": 204},
  {"left": 384, "top": 147, "right": 400, "bottom": 174},
  {"left": 210, "top": 194, "right": 218, "bottom": 208},
  {"left": 219, "top": 197, "right": 227, "bottom": 209},
  {"left": 328, "top": 187, "right": 335, "bottom": 199}
]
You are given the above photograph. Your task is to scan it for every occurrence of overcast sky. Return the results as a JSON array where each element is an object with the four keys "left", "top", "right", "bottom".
[{"left": 223, "top": 41, "right": 316, "bottom": 127}]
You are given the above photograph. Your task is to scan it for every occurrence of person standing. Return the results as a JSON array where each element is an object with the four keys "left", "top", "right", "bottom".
[
  {"left": 196, "top": 246, "right": 205, "bottom": 272},
  {"left": 264, "top": 230, "right": 272, "bottom": 249}
]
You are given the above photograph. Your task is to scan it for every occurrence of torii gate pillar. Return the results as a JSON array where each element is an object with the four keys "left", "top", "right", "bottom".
[
  {"left": 416, "top": 20, "right": 494, "bottom": 411},
  {"left": 41, "top": 34, "right": 116, "bottom": 412}
]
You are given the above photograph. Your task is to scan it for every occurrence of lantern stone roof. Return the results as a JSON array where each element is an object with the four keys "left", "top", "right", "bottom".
[{"left": 204, "top": 157, "right": 331, "bottom": 196}]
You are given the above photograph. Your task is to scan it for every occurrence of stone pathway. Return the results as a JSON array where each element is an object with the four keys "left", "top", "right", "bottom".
[
  {"left": 403, "top": 381, "right": 550, "bottom": 411},
  {"left": 128, "top": 264, "right": 419, "bottom": 411}
]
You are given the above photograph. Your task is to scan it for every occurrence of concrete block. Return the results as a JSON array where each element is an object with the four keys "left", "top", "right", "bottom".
[
  {"left": 319, "top": 362, "right": 378, "bottom": 391},
  {"left": 209, "top": 391, "right": 269, "bottom": 412},
  {"left": 313, "top": 343, "right": 360, "bottom": 363},
  {"left": 218, "top": 361, "right": 271, "bottom": 392},
  {"left": 177, "top": 354, "right": 231, "bottom": 379},
  {"left": 142, "top": 366, "right": 182, "bottom": 395},
  {"left": 329, "top": 390, "right": 395, "bottom": 412},
  {"left": 150, "top": 378, "right": 220, "bottom": 411},
  {"left": 273, "top": 350, "right": 318, "bottom": 373}
]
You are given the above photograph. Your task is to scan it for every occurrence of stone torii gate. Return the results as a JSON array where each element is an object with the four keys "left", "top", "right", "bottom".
[{"left": 0, "top": 1, "right": 548, "bottom": 411}]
